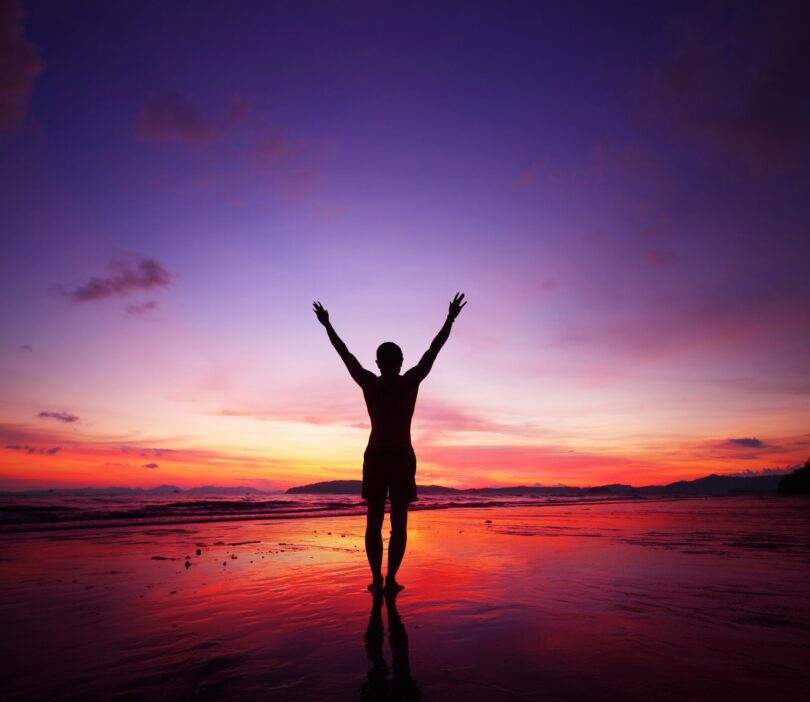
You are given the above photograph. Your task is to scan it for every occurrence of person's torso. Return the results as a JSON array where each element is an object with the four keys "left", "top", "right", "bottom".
[{"left": 362, "top": 374, "right": 419, "bottom": 450}]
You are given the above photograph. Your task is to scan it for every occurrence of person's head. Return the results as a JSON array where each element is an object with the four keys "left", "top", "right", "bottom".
[{"left": 376, "top": 341, "right": 403, "bottom": 376}]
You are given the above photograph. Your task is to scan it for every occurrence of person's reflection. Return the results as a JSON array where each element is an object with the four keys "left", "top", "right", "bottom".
[
  {"left": 363, "top": 593, "right": 389, "bottom": 700},
  {"left": 362, "top": 593, "right": 420, "bottom": 701},
  {"left": 386, "top": 592, "right": 420, "bottom": 700}
]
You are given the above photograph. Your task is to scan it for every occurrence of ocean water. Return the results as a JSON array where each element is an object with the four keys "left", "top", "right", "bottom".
[{"left": 0, "top": 491, "right": 636, "bottom": 533}]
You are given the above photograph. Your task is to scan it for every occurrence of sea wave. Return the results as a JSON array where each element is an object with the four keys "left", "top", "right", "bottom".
[{"left": 0, "top": 492, "right": 643, "bottom": 534}]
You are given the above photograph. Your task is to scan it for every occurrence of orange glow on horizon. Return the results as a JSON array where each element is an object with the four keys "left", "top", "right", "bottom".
[{"left": 1, "top": 418, "right": 805, "bottom": 491}]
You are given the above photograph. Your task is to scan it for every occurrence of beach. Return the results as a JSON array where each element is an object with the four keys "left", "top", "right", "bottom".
[{"left": 1, "top": 496, "right": 808, "bottom": 701}]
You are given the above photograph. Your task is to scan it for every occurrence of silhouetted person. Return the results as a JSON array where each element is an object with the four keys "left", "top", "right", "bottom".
[{"left": 314, "top": 293, "right": 466, "bottom": 595}]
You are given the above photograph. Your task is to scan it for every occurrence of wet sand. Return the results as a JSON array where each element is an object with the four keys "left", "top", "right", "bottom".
[{"left": 1, "top": 496, "right": 808, "bottom": 701}]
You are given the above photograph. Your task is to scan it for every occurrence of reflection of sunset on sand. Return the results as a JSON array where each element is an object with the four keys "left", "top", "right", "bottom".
[{"left": 2, "top": 498, "right": 808, "bottom": 700}]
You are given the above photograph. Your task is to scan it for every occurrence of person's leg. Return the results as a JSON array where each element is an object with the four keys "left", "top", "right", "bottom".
[
  {"left": 386, "top": 501, "right": 408, "bottom": 593},
  {"left": 365, "top": 499, "right": 385, "bottom": 593}
]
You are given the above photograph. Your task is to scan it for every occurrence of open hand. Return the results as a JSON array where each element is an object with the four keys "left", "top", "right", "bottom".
[
  {"left": 313, "top": 301, "right": 329, "bottom": 325},
  {"left": 448, "top": 292, "right": 467, "bottom": 320}
]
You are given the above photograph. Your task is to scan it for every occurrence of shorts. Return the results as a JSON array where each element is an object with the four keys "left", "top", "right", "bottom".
[{"left": 362, "top": 447, "right": 418, "bottom": 504}]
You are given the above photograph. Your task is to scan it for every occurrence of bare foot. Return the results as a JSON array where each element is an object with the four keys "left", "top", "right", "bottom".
[
  {"left": 368, "top": 575, "right": 384, "bottom": 595},
  {"left": 384, "top": 577, "right": 404, "bottom": 595}
]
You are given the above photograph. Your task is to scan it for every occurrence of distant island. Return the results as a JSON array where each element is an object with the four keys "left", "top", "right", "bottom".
[
  {"left": 286, "top": 471, "right": 795, "bottom": 498},
  {"left": 4, "top": 464, "right": 808, "bottom": 498}
]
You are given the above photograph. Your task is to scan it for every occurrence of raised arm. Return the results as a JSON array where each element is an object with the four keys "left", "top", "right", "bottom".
[
  {"left": 407, "top": 293, "right": 466, "bottom": 382},
  {"left": 313, "top": 301, "right": 375, "bottom": 386}
]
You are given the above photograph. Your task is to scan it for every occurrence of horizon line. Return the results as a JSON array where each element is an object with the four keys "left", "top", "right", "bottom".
[{"left": 0, "top": 469, "right": 795, "bottom": 495}]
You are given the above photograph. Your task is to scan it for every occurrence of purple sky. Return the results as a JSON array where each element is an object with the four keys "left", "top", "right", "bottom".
[{"left": 1, "top": 0, "right": 808, "bottom": 489}]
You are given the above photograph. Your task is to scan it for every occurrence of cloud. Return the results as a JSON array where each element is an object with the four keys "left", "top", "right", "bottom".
[
  {"left": 134, "top": 93, "right": 216, "bottom": 144},
  {"left": 277, "top": 168, "right": 320, "bottom": 202},
  {"left": 143, "top": 462, "right": 159, "bottom": 469},
  {"left": 138, "top": 448, "right": 173, "bottom": 458},
  {"left": 217, "top": 398, "right": 529, "bottom": 439},
  {"left": 544, "top": 262, "right": 809, "bottom": 382},
  {"left": 725, "top": 465, "right": 795, "bottom": 478},
  {"left": 413, "top": 399, "right": 537, "bottom": 442},
  {"left": 132, "top": 91, "right": 322, "bottom": 204},
  {"left": 218, "top": 404, "right": 368, "bottom": 429},
  {"left": 134, "top": 93, "right": 252, "bottom": 145},
  {"left": 0, "top": 0, "right": 43, "bottom": 129},
  {"left": 675, "top": 434, "right": 806, "bottom": 466},
  {"left": 37, "top": 411, "right": 79, "bottom": 423},
  {"left": 124, "top": 300, "right": 158, "bottom": 316},
  {"left": 6, "top": 444, "right": 60, "bottom": 455},
  {"left": 416, "top": 442, "right": 652, "bottom": 487},
  {"left": 248, "top": 135, "right": 324, "bottom": 202},
  {"left": 250, "top": 136, "right": 301, "bottom": 172},
  {"left": 61, "top": 256, "right": 173, "bottom": 302},
  {"left": 20, "top": 344, "right": 32, "bottom": 352},
  {"left": 0, "top": 422, "right": 292, "bottom": 476},
  {"left": 727, "top": 437, "right": 765, "bottom": 449},
  {"left": 655, "top": 1, "right": 810, "bottom": 170}
]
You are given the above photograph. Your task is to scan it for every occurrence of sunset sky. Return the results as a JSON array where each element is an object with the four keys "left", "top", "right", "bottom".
[{"left": 1, "top": 0, "right": 808, "bottom": 491}]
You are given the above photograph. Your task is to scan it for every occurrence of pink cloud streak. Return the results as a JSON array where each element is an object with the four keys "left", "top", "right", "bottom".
[{"left": 60, "top": 256, "right": 172, "bottom": 302}]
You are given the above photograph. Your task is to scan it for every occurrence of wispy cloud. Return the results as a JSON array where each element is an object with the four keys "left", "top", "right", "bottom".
[
  {"left": 416, "top": 442, "right": 652, "bottom": 487},
  {"left": 218, "top": 404, "right": 368, "bottom": 429},
  {"left": 0, "top": 423, "right": 292, "bottom": 476},
  {"left": 37, "top": 411, "right": 79, "bottom": 424},
  {"left": 217, "top": 398, "right": 530, "bottom": 440},
  {"left": 134, "top": 93, "right": 217, "bottom": 144},
  {"left": 726, "top": 437, "right": 766, "bottom": 449},
  {"left": 0, "top": 0, "right": 43, "bottom": 130},
  {"left": 134, "top": 93, "right": 251, "bottom": 144},
  {"left": 124, "top": 300, "right": 158, "bottom": 316},
  {"left": 6, "top": 444, "right": 60, "bottom": 455},
  {"left": 60, "top": 256, "right": 173, "bottom": 302},
  {"left": 133, "top": 91, "right": 323, "bottom": 203},
  {"left": 248, "top": 134, "right": 323, "bottom": 202},
  {"left": 143, "top": 462, "right": 159, "bottom": 469},
  {"left": 250, "top": 136, "right": 302, "bottom": 172},
  {"left": 137, "top": 448, "right": 173, "bottom": 458},
  {"left": 412, "top": 399, "right": 538, "bottom": 444}
]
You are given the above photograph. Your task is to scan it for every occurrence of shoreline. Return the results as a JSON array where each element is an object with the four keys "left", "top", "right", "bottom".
[{"left": 0, "top": 493, "right": 748, "bottom": 537}]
